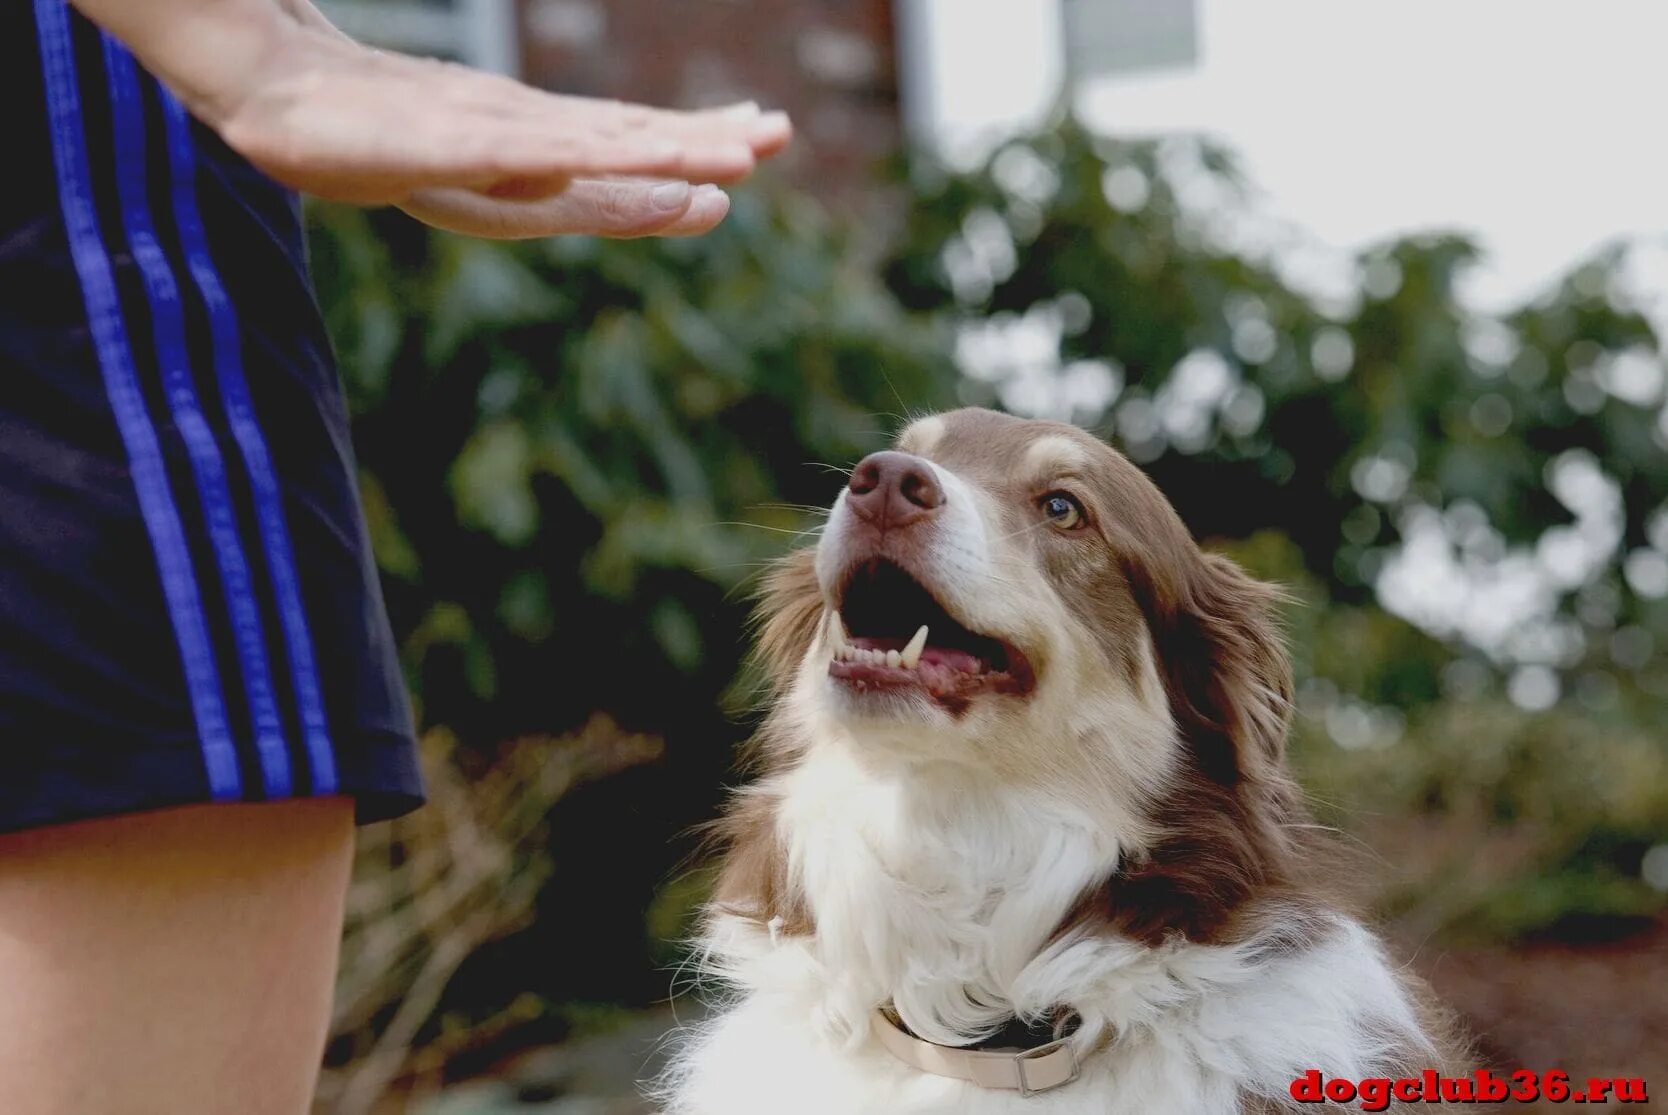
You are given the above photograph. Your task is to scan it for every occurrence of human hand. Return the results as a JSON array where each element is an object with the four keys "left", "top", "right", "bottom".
[
  {"left": 214, "top": 31, "right": 789, "bottom": 237},
  {"left": 74, "top": 0, "right": 791, "bottom": 239}
]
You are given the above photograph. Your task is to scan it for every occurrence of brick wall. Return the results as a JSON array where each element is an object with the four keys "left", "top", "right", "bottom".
[{"left": 517, "top": 0, "right": 901, "bottom": 208}]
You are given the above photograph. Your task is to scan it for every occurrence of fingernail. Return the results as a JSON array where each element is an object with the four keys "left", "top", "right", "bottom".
[
  {"left": 719, "top": 100, "right": 761, "bottom": 119},
  {"left": 651, "top": 181, "right": 693, "bottom": 210},
  {"left": 749, "top": 111, "right": 791, "bottom": 137}
]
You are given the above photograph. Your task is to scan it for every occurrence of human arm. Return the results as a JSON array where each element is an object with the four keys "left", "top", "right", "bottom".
[{"left": 67, "top": 0, "right": 791, "bottom": 238}]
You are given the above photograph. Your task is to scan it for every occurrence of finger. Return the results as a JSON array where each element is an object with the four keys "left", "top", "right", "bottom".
[
  {"left": 742, "top": 111, "right": 793, "bottom": 160},
  {"left": 398, "top": 179, "right": 732, "bottom": 241},
  {"left": 373, "top": 112, "right": 756, "bottom": 190},
  {"left": 469, "top": 104, "right": 770, "bottom": 183},
  {"left": 651, "top": 184, "right": 731, "bottom": 237},
  {"left": 394, "top": 59, "right": 784, "bottom": 170},
  {"left": 521, "top": 176, "right": 732, "bottom": 234},
  {"left": 478, "top": 83, "right": 787, "bottom": 166},
  {"left": 335, "top": 51, "right": 785, "bottom": 181},
  {"left": 541, "top": 96, "right": 792, "bottom": 167},
  {"left": 686, "top": 106, "right": 794, "bottom": 158},
  {"left": 239, "top": 118, "right": 691, "bottom": 202},
  {"left": 658, "top": 112, "right": 789, "bottom": 172}
]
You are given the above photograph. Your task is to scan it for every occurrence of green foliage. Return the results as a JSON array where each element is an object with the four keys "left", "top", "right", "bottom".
[
  {"left": 1294, "top": 695, "right": 1668, "bottom": 942},
  {"left": 309, "top": 190, "right": 953, "bottom": 743}
]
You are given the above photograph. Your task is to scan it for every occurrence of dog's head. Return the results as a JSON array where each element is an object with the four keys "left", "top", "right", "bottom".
[{"left": 749, "top": 408, "right": 1302, "bottom": 942}]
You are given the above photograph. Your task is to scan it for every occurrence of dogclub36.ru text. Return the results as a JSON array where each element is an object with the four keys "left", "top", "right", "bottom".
[{"left": 1290, "top": 1067, "right": 1648, "bottom": 1107}]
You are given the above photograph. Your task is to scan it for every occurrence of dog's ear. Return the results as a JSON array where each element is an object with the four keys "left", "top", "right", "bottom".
[
  {"left": 1082, "top": 550, "right": 1300, "bottom": 944},
  {"left": 752, "top": 547, "right": 824, "bottom": 694},
  {"left": 1139, "top": 550, "right": 1294, "bottom": 785}
]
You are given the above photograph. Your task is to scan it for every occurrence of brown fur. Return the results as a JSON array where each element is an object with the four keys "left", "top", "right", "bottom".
[
  {"left": 1069, "top": 550, "right": 1314, "bottom": 945},
  {"left": 709, "top": 784, "right": 814, "bottom": 936},
  {"left": 705, "top": 548, "right": 822, "bottom": 933},
  {"left": 751, "top": 547, "right": 824, "bottom": 700}
]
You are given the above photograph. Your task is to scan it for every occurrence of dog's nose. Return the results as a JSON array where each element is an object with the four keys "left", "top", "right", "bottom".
[{"left": 846, "top": 451, "right": 944, "bottom": 529}]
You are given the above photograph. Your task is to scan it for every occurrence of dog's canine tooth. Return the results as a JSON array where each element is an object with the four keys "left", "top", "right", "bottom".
[
  {"left": 829, "top": 611, "right": 848, "bottom": 652},
  {"left": 900, "top": 625, "right": 928, "bottom": 669}
]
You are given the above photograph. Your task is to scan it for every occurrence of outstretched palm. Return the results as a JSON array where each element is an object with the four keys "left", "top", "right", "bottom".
[{"left": 87, "top": 0, "right": 792, "bottom": 238}]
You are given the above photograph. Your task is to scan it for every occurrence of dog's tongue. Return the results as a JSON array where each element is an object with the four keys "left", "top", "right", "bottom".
[{"left": 917, "top": 645, "right": 985, "bottom": 674}]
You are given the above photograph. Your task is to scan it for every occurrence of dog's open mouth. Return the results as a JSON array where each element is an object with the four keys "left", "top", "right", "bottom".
[{"left": 829, "top": 559, "right": 1034, "bottom": 705}]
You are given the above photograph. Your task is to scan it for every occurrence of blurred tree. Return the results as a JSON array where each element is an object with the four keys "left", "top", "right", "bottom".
[{"left": 886, "top": 120, "right": 1666, "bottom": 650}]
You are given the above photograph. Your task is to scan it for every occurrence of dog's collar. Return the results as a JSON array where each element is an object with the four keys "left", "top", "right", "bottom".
[{"left": 872, "top": 1007, "right": 1083, "bottom": 1096}]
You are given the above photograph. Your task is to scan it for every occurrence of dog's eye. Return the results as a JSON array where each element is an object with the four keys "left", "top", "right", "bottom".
[{"left": 1040, "top": 492, "right": 1085, "bottom": 530}]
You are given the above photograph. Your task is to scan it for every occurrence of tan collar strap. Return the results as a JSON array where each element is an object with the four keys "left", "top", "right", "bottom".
[{"left": 872, "top": 1009, "right": 1081, "bottom": 1096}]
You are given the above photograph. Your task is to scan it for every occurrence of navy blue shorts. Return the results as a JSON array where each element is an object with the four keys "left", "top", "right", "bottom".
[{"left": 0, "top": 0, "right": 424, "bottom": 832}]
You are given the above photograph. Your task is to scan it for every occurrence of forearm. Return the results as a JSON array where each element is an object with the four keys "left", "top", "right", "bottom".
[{"left": 65, "top": 0, "right": 325, "bottom": 123}]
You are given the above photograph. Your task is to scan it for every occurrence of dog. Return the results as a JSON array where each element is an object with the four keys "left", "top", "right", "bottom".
[{"left": 660, "top": 408, "right": 1465, "bottom": 1113}]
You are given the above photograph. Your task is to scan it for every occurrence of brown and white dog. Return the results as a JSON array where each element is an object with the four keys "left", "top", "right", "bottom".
[{"left": 660, "top": 409, "right": 1463, "bottom": 1114}]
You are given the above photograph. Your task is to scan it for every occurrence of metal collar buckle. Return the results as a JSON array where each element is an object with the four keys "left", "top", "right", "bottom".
[{"left": 1014, "top": 1036, "right": 1080, "bottom": 1097}]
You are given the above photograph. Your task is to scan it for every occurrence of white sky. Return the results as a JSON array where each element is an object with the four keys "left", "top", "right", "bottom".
[{"left": 905, "top": 0, "right": 1668, "bottom": 314}]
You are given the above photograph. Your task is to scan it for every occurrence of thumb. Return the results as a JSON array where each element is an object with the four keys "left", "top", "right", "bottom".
[{"left": 398, "top": 180, "right": 730, "bottom": 240}]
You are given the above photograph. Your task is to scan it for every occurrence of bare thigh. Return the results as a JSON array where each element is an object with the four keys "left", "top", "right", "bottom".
[{"left": 0, "top": 798, "right": 355, "bottom": 1115}]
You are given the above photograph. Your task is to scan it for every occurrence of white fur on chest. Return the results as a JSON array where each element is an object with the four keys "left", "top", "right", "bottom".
[
  {"left": 665, "top": 914, "right": 1430, "bottom": 1115},
  {"left": 660, "top": 746, "right": 1432, "bottom": 1115},
  {"left": 775, "top": 741, "right": 1126, "bottom": 1045}
]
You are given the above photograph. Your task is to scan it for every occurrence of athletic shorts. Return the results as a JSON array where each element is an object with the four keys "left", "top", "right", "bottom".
[{"left": 0, "top": 0, "right": 425, "bottom": 833}]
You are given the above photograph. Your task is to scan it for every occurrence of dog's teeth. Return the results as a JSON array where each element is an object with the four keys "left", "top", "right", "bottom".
[
  {"left": 829, "top": 611, "right": 847, "bottom": 652},
  {"left": 885, "top": 649, "right": 901, "bottom": 668},
  {"left": 900, "top": 625, "right": 928, "bottom": 669}
]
